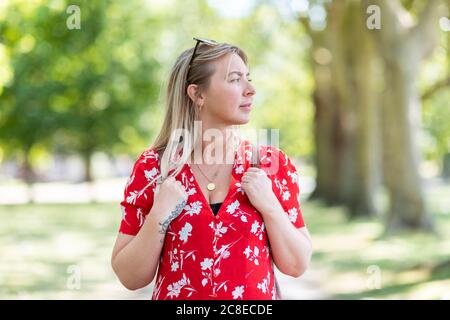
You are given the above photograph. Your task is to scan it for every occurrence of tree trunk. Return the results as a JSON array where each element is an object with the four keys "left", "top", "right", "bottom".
[
  {"left": 347, "top": 2, "right": 381, "bottom": 217},
  {"left": 311, "top": 78, "right": 341, "bottom": 204},
  {"left": 82, "top": 150, "right": 93, "bottom": 182},
  {"left": 302, "top": 3, "right": 346, "bottom": 205},
  {"left": 20, "top": 147, "right": 35, "bottom": 204},
  {"left": 366, "top": 0, "right": 445, "bottom": 231},
  {"left": 327, "top": 0, "right": 358, "bottom": 209},
  {"left": 443, "top": 153, "right": 450, "bottom": 180},
  {"left": 382, "top": 61, "right": 433, "bottom": 231},
  {"left": 307, "top": 0, "right": 380, "bottom": 217},
  {"left": 82, "top": 148, "right": 97, "bottom": 203}
]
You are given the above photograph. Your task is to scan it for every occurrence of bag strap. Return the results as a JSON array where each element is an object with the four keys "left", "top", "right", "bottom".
[
  {"left": 251, "top": 142, "right": 261, "bottom": 168},
  {"left": 251, "top": 142, "right": 282, "bottom": 299}
]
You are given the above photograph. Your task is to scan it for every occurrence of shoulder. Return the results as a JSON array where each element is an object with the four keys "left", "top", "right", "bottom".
[
  {"left": 133, "top": 147, "right": 160, "bottom": 170},
  {"left": 126, "top": 147, "right": 161, "bottom": 186},
  {"left": 238, "top": 139, "right": 287, "bottom": 160},
  {"left": 259, "top": 145, "right": 292, "bottom": 168},
  {"left": 258, "top": 145, "right": 295, "bottom": 175},
  {"left": 259, "top": 145, "right": 289, "bottom": 162}
]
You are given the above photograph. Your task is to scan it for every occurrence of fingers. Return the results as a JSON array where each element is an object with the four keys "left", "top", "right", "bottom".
[
  {"left": 244, "top": 168, "right": 265, "bottom": 176},
  {"left": 242, "top": 167, "right": 269, "bottom": 187},
  {"left": 242, "top": 170, "right": 262, "bottom": 181},
  {"left": 174, "top": 180, "right": 186, "bottom": 192},
  {"left": 164, "top": 176, "right": 175, "bottom": 184},
  {"left": 162, "top": 176, "right": 187, "bottom": 197},
  {"left": 241, "top": 176, "right": 252, "bottom": 185},
  {"left": 242, "top": 170, "right": 258, "bottom": 181},
  {"left": 246, "top": 167, "right": 263, "bottom": 173},
  {"left": 164, "top": 176, "right": 181, "bottom": 186}
]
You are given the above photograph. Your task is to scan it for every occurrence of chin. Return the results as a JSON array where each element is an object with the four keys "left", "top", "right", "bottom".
[{"left": 233, "top": 117, "right": 251, "bottom": 125}]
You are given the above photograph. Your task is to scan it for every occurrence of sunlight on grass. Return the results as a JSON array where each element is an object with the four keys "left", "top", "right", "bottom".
[
  {"left": 302, "top": 183, "right": 450, "bottom": 300},
  {"left": 0, "top": 203, "right": 148, "bottom": 299},
  {"left": 1, "top": 183, "right": 449, "bottom": 299}
]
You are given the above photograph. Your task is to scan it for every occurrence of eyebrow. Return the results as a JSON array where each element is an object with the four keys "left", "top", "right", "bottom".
[{"left": 227, "top": 71, "right": 250, "bottom": 77}]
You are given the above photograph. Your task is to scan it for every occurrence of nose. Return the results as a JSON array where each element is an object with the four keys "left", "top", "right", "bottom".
[{"left": 244, "top": 81, "right": 256, "bottom": 97}]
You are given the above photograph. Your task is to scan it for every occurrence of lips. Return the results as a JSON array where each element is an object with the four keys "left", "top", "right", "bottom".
[{"left": 239, "top": 103, "right": 252, "bottom": 109}]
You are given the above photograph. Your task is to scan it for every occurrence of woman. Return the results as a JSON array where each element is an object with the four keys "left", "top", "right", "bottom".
[{"left": 111, "top": 38, "right": 312, "bottom": 300}]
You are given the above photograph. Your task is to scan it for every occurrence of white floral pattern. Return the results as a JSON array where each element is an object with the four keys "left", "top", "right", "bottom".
[
  {"left": 257, "top": 272, "right": 271, "bottom": 294},
  {"left": 144, "top": 167, "right": 158, "bottom": 181},
  {"left": 288, "top": 207, "right": 299, "bottom": 224},
  {"left": 232, "top": 285, "right": 245, "bottom": 299},
  {"left": 243, "top": 245, "right": 260, "bottom": 266},
  {"left": 225, "top": 199, "right": 251, "bottom": 223},
  {"left": 178, "top": 222, "right": 193, "bottom": 243},
  {"left": 184, "top": 201, "right": 203, "bottom": 216},
  {"left": 168, "top": 246, "right": 196, "bottom": 273},
  {"left": 136, "top": 208, "right": 145, "bottom": 227},
  {"left": 234, "top": 164, "right": 244, "bottom": 174},
  {"left": 118, "top": 140, "right": 305, "bottom": 300},
  {"left": 250, "top": 220, "right": 265, "bottom": 240},
  {"left": 166, "top": 273, "right": 197, "bottom": 298}
]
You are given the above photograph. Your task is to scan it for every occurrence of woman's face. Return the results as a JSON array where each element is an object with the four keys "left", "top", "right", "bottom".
[{"left": 192, "top": 52, "right": 256, "bottom": 127}]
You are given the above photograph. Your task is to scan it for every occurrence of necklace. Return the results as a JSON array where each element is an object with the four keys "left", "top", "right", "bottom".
[{"left": 194, "top": 163, "right": 220, "bottom": 191}]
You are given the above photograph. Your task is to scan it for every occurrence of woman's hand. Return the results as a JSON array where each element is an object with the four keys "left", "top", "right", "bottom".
[
  {"left": 241, "top": 167, "right": 279, "bottom": 216},
  {"left": 152, "top": 176, "right": 188, "bottom": 233}
]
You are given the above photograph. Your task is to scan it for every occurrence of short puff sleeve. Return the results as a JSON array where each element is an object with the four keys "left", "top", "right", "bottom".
[
  {"left": 118, "top": 148, "right": 160, "bottom": 236},
  {"left": 262, "top": 147, "right": 305, "bottom": 229}
]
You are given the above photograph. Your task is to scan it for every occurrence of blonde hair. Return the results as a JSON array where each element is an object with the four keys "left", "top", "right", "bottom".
[{"left": 151, "top": 41, "right": 249, "bottom": 185}]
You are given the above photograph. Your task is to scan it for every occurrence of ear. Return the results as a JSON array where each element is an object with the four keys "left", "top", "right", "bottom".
[{"left": 187, "top": 84, "right": 205, "bottom": 107}]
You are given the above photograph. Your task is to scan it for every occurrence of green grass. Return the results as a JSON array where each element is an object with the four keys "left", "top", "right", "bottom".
[
  {"left": 1, "top": 183, "right": 449, "bottom": 299},
  {"left": 302, "top": 182, "right": 450, "bottom": 300},
  {"left": 0, "top": 203, "right": 127, "bottom": 299}
]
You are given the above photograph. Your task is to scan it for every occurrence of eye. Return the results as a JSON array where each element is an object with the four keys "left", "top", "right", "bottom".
[{"left": 231, "top": 78, "right": 241, "bottom": 83}]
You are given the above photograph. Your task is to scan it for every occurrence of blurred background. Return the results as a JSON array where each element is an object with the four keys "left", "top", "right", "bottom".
[{"left": 0, "top": 0, "right": 449, "bottom": 299}]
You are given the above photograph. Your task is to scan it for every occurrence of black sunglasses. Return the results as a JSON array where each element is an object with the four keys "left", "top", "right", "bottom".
[{"left": 186, "top": 37, "right": 220, "bottom": 83}]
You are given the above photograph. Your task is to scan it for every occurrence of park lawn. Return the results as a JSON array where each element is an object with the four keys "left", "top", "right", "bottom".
[
  {"left": 302, "top": 182, "right": 450, "bottom": 300},
  {"left": 0, "top": 202, "right": 133, "bottom": 299},
  {"left": 0, "top": 182, "right": 449, "bottom": 299}
]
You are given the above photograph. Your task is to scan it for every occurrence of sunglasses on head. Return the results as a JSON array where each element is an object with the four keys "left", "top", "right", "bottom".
[{"left": 186, "top": 37, "right": 220, "bottom": 83}]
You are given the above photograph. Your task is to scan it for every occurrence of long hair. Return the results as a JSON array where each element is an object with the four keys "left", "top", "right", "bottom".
[{"left": 150, "top": 41, "right": 249, "bottom": 185}]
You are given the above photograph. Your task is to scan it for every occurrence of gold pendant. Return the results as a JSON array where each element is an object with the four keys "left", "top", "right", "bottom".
[{"left": 207, "top": 183, "right": 216, "bottom": 191}]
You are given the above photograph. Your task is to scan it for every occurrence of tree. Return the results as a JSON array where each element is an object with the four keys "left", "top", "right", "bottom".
[
  {"left": 298, "top": 0, "right": 381, "bottom": 217},
  {"left": 0, "top": 0, "right": 162, "bottom": 184},
  {"left": 366, "top": 0, "right": 446, "bottom": 231}
]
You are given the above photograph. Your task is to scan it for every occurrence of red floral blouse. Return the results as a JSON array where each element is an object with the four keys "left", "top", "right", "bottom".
[{"left": 118, "top": 139, "right": 305, "bottom": 300}]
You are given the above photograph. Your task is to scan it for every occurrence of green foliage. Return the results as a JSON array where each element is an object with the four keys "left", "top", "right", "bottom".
[
  {"left": 0, "top": 0, "right": 447, "bottom": 173},
  {"left": 173, "top": 1, "right": 315, "bottom": 157},
  {"left": 0, "top": 0, "right": 162, "bottom": 164},
  {"left": 421, "top": 32, "right": 450, "bottom": 163}
]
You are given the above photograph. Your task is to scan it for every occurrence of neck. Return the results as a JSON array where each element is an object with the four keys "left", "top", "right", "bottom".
[{"left": 196, "top": 123, "right": 237, "bottom": 165}]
